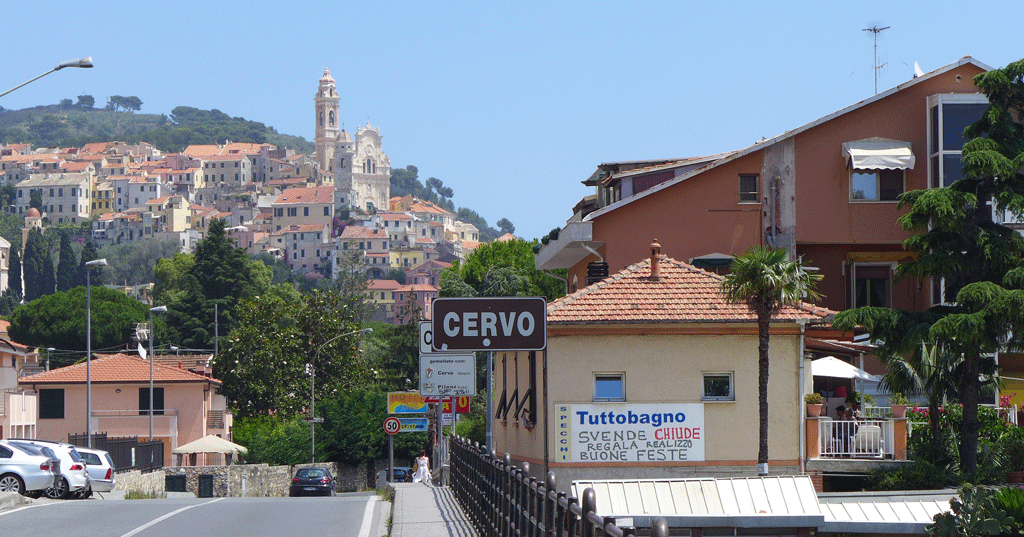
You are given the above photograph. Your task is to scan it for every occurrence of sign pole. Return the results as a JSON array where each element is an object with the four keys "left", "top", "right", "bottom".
[
  {"left": 486, "top": 351, "right": 493, "bottom": 454},
  {"left": 388, "top": 434, "right": 394, "bottom": 484}
]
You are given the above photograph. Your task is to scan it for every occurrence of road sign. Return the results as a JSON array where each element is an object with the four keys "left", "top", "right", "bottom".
[
  {"left": 431, "top": 297, "right": 547, "bottom": 351},
  {"left": 383, "top": 417, "right": 401, "bottom": 435},
  {"left": 420, "top": 353, "right": 476, "bottom": 396},
  {"left": 388, "top": 392, "right": 429, "bottom": 414},
  {"left": 397, "top": 417, "right": 428, "bottom": 433},
  {"left": 301, "top": 417, "right": 324, "bottom": 423}
]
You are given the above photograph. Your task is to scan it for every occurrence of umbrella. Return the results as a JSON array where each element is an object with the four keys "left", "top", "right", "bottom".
[
  {"left": 811, "top": 356, "right": 882, "bottom": 382},
  {"left": 172, "top": 434, "right": 248, "bottom": 455}
]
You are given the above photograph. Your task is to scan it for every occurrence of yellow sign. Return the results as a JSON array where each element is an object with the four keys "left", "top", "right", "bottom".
[{"left": 388, "top": 392, "right": 428, "bottom": 414}]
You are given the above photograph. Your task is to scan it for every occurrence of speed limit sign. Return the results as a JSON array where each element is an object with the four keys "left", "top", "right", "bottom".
[{"left": 383, "top": 417, "right": 401, "bottom": 435}]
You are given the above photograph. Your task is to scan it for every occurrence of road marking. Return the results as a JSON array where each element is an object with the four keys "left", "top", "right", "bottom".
[
  {"left": 120, "top": 497, "right": 225, "bottom": 537},
  {"left": 0, "top": 502, "right": 60, "bottom": 518},
  {"left": 357, "top": 495, "right": 378, "bottom": 537}
]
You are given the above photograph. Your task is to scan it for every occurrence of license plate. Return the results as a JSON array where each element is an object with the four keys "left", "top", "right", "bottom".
[{"left": 304, "top": 487, "right": 317, "bottom": 491}]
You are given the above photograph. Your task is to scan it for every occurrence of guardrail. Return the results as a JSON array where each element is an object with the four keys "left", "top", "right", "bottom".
[{"left": 450, "top": 435, "right": 669, "bottom": 537}]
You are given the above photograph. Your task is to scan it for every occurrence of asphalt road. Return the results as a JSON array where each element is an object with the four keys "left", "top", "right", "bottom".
[{"left": 0, "top": 492, "right": 389, "bottom": 537}]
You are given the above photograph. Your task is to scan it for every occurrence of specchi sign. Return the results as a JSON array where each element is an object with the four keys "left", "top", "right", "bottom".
[{"left": 431, "top": 297, "right": 547, "bottom": 352}]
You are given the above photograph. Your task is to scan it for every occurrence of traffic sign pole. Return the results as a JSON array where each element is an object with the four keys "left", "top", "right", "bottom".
[{"left": 388, "top": 435, "right": 394, "bottom": 484}]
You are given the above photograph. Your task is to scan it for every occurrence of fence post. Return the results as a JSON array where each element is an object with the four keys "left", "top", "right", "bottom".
[
  {"left": 520, "top": 462, "right": 531, "bottom": 535},
  {"left": 565, "top": 496, "right": 579, "bottom": 537},
  {"left": 545, "top": 472, "right": 557, "bottom": 537},
  {"left": 651, "top": 517, "right": 669, "bottom": 537},
  {"left": 581, "top": 488, "right": 596, "bottom": 537}
]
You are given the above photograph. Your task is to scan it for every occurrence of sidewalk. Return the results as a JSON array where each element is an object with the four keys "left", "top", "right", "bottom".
[{"left": 390, "top": 483, "right": 477, "bottom": 537}]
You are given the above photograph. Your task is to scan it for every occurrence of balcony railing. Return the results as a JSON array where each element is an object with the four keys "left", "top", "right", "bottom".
[{"left": 816, "top": 419, "right": 894, "bottom": 459}]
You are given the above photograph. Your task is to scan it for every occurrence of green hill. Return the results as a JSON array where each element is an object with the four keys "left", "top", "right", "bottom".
[{"left": 0, "top": 103, "right": 314, "bottom": 154}]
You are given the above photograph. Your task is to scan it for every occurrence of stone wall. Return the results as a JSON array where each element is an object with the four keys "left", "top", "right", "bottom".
[{"left": 112, "top": 469, "right": 166, "bottom": 497}]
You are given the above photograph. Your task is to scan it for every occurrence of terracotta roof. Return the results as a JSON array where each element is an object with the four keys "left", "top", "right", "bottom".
[
  {"left": 367, "top": 279, "right": 403, "bottom": 290},
  {"left": 19, "top": 353, "right": 221, "bottom": 385},
  {"left": 274, "top": 186, "right": 333, "bottom": 205},
  {"left": 495, "top": 233, "right": 519, "bottom": 242},
  {"left": 547, "top": 255, "right": 834, "bottom": 325},
  {"left": 340, "top": 226, "right": 385, "bottom": 239},
  {"left": 397, "top": 283, "right": 439, "bottom": 292},
  {"left": 61, "top": 161, "right": 93, "bottom": 172}
]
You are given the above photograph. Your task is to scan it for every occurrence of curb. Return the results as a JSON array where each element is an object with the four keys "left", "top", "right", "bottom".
[{"left": 0, "top": 491, "right": 32, "bottom": 511}]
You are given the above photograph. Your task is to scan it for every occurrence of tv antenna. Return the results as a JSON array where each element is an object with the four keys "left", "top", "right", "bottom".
[{"left": 863, "top": 24, "right": 890, "bottom": 94}]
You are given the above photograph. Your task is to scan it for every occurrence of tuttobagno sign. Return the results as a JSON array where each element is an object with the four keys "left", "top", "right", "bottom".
[{"left": 554, "top": 403, "right": 705, "bottom": 463}]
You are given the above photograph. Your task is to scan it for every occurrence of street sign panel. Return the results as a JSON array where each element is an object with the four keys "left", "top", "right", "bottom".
[
  {"left": 383, "top": 417, "right": 401, "bottom": 435},
  {"left": 431, "top": 297, "right": 547, "bottom": 351},
  {"left": 301, "top": 417, "right": 324, "bottom": 423},
  {"left": 397, "top": 417, "right": 428, "bottom": 433},
  {"left": 387, "top": 392, "right": 428, "bottom": 414},
  {"left": 420, "top": 353, "right": 476, "bottom": 396},
  {"left": 455, "top": 396, "right": 471, "bottom": 414}
]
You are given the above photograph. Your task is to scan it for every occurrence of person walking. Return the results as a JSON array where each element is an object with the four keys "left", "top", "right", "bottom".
[{"left": 412, "top": 450, "right": 431, "bottom": 484}]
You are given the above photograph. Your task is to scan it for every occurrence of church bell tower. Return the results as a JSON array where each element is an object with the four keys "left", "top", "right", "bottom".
[{"left": 315, "top": 68, "right": 340, "bottom": 173}]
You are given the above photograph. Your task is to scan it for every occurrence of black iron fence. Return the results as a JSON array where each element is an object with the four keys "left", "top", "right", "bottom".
[
  {"left": 450, "top": 436, "right": 669, "bottom": 537},
  {"left": 68, "top": 433, "right": 164, "bottom": 473}
]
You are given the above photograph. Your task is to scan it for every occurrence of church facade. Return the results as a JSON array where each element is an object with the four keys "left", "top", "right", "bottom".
[{"left": 314, "top": 68, "right": 391, "bottom": 214}]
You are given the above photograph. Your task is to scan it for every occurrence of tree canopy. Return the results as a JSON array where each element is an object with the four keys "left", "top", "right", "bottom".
[
  {"left": 440, "top": 238, "right": 565, "bottom": 300},
  {"left": 8, "top": 286, "right": 149, "bottom": 353}
]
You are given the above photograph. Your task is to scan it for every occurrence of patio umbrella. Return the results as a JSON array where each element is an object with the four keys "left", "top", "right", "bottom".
[
  {"left": 811, "top": 356, "right": 882, "bottom": 382},
  {"left": 173, "top": 434, "right": 248, "bottom": 455}
]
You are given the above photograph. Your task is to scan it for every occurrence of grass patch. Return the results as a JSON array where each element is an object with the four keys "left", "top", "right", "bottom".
[
  {"left": 377, "top": 486, "right": 395, "bottom": 503},
  {"left": 123, "top": 490, "right": 167, "bottom": 500}
]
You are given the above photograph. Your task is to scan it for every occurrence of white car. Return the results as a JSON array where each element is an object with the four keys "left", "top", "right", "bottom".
[
  {"left": 0, "top": 440, "right": 60, "bottom": 495},
  {"left": 75, "top": 447, "right": 115, "bottom": 494},
  {"left": 8, "top": 439, "right": 90, "bottom": 499}
]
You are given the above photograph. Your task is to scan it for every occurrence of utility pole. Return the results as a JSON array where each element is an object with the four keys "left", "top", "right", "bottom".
[{"left": 862, "top": 25, "right": 890, "bottom": 94}]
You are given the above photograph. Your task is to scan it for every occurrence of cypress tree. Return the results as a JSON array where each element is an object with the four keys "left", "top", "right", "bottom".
[
  {"left": 56, "top": 232, "right": 77, "bottom": 292},
  {"left": 41, "top": 240, "right": 55, "bottom": 298},
  {"left": 79, "top": 240, "right": 102, "bottom": 286},
  {"left": 22, "top": 228, "right": 44, "bottom": 301},
  {"left": 9, "top": 246, "right": 21, "bottom": 300}
]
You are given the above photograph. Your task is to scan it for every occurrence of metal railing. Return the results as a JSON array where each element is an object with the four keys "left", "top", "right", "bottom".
[
  {"left": 450, "top": 435, "right": 670, "bottom": 537},
  {"left": 68, "top": 432, "right": 164, "bottom": 473},
  {"left": 816, "top": 419, "right": 893, "bottom": 458}
]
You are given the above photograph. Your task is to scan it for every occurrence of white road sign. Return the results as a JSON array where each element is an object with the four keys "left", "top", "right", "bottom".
[{"left": 419, "top": 353, "right": 476, "bottom": 396}]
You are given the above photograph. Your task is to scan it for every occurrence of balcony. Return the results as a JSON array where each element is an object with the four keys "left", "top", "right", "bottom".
[
  {"left": 534, "top": 220, "right": 603, "bottom": 271},
  {"left": 805, "top": 416, "right": 910, "bottom": 473}
]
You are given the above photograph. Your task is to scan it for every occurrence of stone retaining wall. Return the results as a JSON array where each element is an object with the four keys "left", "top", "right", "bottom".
[{"left": 113, "top": 469, "right": 166, "bottom": 497}]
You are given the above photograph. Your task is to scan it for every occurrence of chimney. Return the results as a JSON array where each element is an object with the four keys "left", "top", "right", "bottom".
[{"left": 650, "top": 240, "right": 662, "bottom": 282}]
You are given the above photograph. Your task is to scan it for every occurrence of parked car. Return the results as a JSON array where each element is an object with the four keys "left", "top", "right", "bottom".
[
  {"left": 288, "top": 467, "right": 336, "bottom": 497},
  {"left": 391, "top": 467, "right": 413, "bottom": 483},
  {"left": 7, "top": 439, "right": 90, "bottom": 499},
  {"left": 0, "top": 440, "right": 60, "bottom": 496},
  {"left": 75, "top": 447, "right": 115, "bottom": 495}
]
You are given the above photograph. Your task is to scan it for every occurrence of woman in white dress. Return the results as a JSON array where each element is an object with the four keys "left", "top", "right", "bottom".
[{"left": 411, "top": 450, "right": 430, "bottom": 484}]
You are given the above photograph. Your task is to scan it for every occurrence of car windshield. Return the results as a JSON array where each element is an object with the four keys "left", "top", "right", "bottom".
[
  {"left": 9, "top": 443, "right": 40, "bottom": 456},
  {"left": 68, "top": 449, "right": 82, "bottom": 463},
  {"left": 40, "top": 447, "right": 57, "bottom": 459},
  {"left": 81, "top": 452, "right": 101, "bottom": 465},
  {"left": 297, "top": 469, "right": 326, "bottom": 478}
]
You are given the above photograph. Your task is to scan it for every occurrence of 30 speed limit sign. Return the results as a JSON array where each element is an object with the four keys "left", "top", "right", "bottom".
[{"left": 383, "top": 417, "right": 401, "bottom": 435}]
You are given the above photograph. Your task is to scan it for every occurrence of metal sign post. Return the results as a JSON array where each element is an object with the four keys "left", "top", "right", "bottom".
[{"left": 388, "top": 435, "right": 394, "bottom": 484}]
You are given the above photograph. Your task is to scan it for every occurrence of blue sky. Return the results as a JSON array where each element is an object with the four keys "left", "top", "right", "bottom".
[{"left": 2, "top": 1, "right": 1019, "bottom": 241}]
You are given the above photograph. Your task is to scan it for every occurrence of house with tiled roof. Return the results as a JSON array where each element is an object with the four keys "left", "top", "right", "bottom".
[
  {"left": 494, "top": 243, "right": 864, "bottom": 492},
  {"left": 16, "top": 172, "right": 91, "bottom": 224},
  {"left": 366, "top": 279, "right": 403, "bottom": 323},
  {"left": 406, "top": 259, "right": 451, "bottom": 286},
  {"left": 1, "top": 338, "right": 38, "bottom": 439},
  {"left": 270, "top": 223, "right": 331, "bottom": 274},
  {"left": 339, "top": 225, "right": 390, "bottom": 279},
  {"left": 394, "top": 283, "right": 439, "bottom": 324},
  {"left": 19, "top": 353, "right": 230, "bottom": 467},
  {"left": 271, "top": 186, "right": 334, "bottom": 230}
]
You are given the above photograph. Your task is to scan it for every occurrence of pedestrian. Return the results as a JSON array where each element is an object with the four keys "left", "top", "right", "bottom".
[{"left": 412, "top": 450, "right": 431, "bottom": 484}]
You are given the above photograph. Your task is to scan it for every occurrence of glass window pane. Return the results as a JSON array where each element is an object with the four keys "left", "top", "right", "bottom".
[
  {"left": 943, "top": 155, "right": 964, "bottom": 186},
  {"left": 704, "top": 375, "right": 731, "bottom": 398},
  {"left": 930, "top": 105, "right": 939, "bottom": 154},
  {"left": 942, "top": 103, "right": 987, "bottom": 151},
  {"left": 595, "top": 375, "right": 623, "bottom": 400},
  {"left": 851, "top": 172, "right": 877, "bottom": 200},
  {"left": 879, "top": 169, "right": 904, "bottom": 201}
]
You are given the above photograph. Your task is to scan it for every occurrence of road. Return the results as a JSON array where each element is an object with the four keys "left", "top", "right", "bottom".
[{"left": 0, "top": 492, "right": 389, "bottom": 537}]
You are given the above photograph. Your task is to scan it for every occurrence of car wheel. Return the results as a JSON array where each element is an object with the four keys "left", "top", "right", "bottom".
[
  {"left": 0, "top": 474, "right": 24, "bottom": 495},
  {"left": 45, "top": 478, "right": 68, "bottom": 500},
  {"left": 81, "top": 488, "right": 93, "bottom": 499}
]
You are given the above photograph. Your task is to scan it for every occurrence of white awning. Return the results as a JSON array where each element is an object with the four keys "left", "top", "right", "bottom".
[{"left": 842, "top": 138, "right": 915, "bottom": 170}]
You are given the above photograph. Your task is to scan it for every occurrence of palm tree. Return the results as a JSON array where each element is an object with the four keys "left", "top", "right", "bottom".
[{"left": 721, "top": 247, "right": 822, "bottom": 476}]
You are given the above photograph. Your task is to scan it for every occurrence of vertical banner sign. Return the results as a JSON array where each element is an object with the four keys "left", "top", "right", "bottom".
[{"left": 554, "top": 403, "right": 705, "bottom": 463}]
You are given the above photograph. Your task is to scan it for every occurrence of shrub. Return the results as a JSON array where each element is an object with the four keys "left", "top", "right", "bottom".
[{"left": 890, "top": 392, "right": 909, "bottom": 406}]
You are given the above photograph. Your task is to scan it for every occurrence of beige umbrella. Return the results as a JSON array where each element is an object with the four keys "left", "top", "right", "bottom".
[{"left": 172, "top": 435, "right": 247, "bottom": 466}]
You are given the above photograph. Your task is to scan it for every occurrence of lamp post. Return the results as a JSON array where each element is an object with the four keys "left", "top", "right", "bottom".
[
  {"left": 148, "top": 306, "right": 167, "bottom": 441},
  {"left": 309, "top": 327, "right": 372, "bottom": 463},
  {"left": 45, "top": 347, "right": 54, "bottom": 371},
  {"left": 0, "top": 57, "right": 93, "bottom": 99},
  {"left": 84, "top": 258, "right": 107, "bottom": 448}
]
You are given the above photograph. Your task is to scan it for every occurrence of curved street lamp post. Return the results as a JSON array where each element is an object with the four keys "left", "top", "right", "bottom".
[
  {"left": 309, "top": 328, "right": 372, "bottom": 463},
  {"left": 84, "top": 258, "right": 107, "bottom": 448},
  {"left": 0, "top": 57, "right": 93, "bottom": 99}
]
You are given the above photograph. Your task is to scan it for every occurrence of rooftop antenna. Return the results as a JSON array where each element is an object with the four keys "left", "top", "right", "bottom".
[{"left": 862, "top": 24, "right": 890, "bottom": 94}]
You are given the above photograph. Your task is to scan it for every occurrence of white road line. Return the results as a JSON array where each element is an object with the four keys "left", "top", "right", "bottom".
[
  {"left": 120, "top": 497, "right": 225, "bottom": 537},
  {"left": 357, "top": 495, "right": 378, "bottom": 537},
  {"left": 0, "top": 502, "right": 60, "bottom": 517}
]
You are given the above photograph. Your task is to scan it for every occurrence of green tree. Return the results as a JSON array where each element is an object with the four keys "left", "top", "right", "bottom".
[
  {"left": 0, "top": 184, "right": 16, "bottom": 209},
  {"left": 75, "top": 95, "right": 94, "bottom": 108},
  {"left": 78, "top": 240, "right": 100, "bottom": 288},
  {"left": 496, "top": 218, "right": 515, "bottom": 235},
  {"left": 22, "top": 228, "right": 46, "bottom": 301},
  {"left": 29, "top": 190, "right": 42, "bottom": 212},
  {"left": 720, "top": 246, "right": 821, "bottom": 476},
  {"left": 385, "top": 268, "right": 407, "bottom": 285},
  {"left": 8, "top": 247, "right": 21, "bottom": 300},
  {"left": 98, "top": 239, "right": 180, "bottom": 286},
  {"left": 441, "top": 238, "right": 564, "bottom": 300},
  {"left": 56, "top": 231, "right": 76, "bottom": 292},
  {"left": 8, "top": 286, "right": 148, "bottom": 352},
  {"left": 28, "top": 115, "right": 67, "bottom": 146},
  {"left": 320, "top": 388, "right": 426, "bottom": 466}
]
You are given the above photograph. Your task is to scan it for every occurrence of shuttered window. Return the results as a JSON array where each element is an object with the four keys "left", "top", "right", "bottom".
[{"left": 39, "top": 389, "right": 64, "bottom": 419}]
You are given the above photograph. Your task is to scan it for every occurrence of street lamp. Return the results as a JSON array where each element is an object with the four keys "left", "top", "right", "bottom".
[
  {"left": 0, "top": 57, "right": 93, "bottom": 99},
  {"left": 45, "top": 347, "right": 54, "bottom": 371},
  {"left": 148, "top": 306, "right": 167, "bottom": 441},
  {"left": 309, "top": 327, "right": 372, "bottom": 463},
  {"left": 84, "top": 257, "right": 107, "bottom": 448}
]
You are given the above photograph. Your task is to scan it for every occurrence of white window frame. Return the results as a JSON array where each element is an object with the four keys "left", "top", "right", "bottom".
[
  {"left": 593, "top": 372, "right": 625, "bottom": 402},
  {"left": 702, "top": 371, "right": 734, "bottom": 402},
  {"left": 849, "top": 168, "right": 905, "bottom": 202},
  {"left": 927, "top": 93, "right": 989, "bottom": 188}
]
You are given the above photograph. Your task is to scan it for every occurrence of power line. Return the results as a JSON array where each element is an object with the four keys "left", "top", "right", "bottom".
[{"left": 862, "top": 25, "right": 890, "bottom": 94}]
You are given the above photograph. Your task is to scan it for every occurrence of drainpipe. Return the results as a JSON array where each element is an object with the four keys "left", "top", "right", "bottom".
[{"left": 797, "top": 319, "right": 807, "bottom": 474}]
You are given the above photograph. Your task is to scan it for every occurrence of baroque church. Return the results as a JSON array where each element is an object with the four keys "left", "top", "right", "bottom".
[{"left": 314, "top": 68, "right": 391, "bottom": 213}]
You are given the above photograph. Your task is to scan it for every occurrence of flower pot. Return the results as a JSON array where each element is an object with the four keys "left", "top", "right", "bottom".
[
  {"left": 806, "top": 403, "right": 823, "bottom": 417},
  {"left": 891, "top": 405, "right": 907, "bottom": 418}
]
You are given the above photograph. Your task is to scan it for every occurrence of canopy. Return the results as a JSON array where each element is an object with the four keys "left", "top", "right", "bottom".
[
  {"left": 811, "top": 356, "right": 882, "bottom": 382},
  {"left": 842, "top": 138, "right": 915, "bottom": 170},
  {"left": 172, "top": 434, "right": 248, "bottom": 455}
]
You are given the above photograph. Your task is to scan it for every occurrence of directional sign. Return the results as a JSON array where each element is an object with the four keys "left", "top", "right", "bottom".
[
  {"left": 301, "top": 417, "right": 324, "bottom": 423},
  {"left": 432, "top": 297, "right": 547, "bottom": 351},
  {"left": 397, "top": 417, "right": 428, "bottom": 433},
  {"left": 383, "top": 417, "right": 401, "bottom": 435}
]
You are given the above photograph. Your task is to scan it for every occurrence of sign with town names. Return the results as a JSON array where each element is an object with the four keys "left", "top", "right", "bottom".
[
  {"left": 431, "top": 297, "right": 547, "bottom": 351},
  {"left": 419, "top": 354, "right": 476, "bottom": 396},
  {"left": 554, "top": 403, "right": 705, "bottom": 463}
]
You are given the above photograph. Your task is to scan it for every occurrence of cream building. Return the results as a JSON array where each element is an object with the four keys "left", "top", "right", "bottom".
[
  {"left": 314, "top": 69, "right": 390, "bottom": 214},
  {"left": 16, "top": 172, "right": 91, "bottom": 224}
]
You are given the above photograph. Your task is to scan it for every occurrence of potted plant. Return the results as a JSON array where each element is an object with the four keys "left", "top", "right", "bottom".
[
  {"left": 889, "top": 392, "right": 909, "bottom": 418},
  {"left": 805, "top": 393, "right": 824, "bottom": 417}
]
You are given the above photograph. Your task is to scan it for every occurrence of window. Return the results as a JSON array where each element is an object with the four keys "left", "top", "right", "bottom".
[
  {"left": 853, "top": 264, "right": 891, "bottom": 308},
  {"left": 39, "top": 389, "right": 64, "bottom": 419},
  {"left": 594, "top": 373, "right": 624, "bottom": 401},
  {"left": 851, "top": 169, "right": 904, "bottom": 201},
  {"left": 324, "top": 207, "right": 330, "bottom": 216},
  {"left": 739, "top": 174, "right": 758, "bottom": 203},
  {"left": 928, "top": 94, "right": 988, "bottom": 188},
  {"left": 304, "top": 207, "right": 309, "bottom": 217},
  {"left": 138, "top": 387, "right": 164, "bottom": 416},
  {"left": 702, "top": 372, "right": 734, "bottom": 401},
  {"left": 287, "top": 207, "right": 297, "bottom": 217}
]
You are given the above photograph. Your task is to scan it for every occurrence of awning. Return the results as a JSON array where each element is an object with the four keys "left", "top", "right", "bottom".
[
  {"left": 172, "top": 434, "right": 248, "bottom": 455},
  {"left": 842, "top": 138, "right": 915, "bottom": 170},
  {"left": 811, "top": 356, "right": 882, "bottom": 382}
]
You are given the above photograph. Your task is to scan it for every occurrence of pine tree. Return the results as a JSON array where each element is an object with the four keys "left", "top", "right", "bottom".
[
  {"left": 56, "top": 232, "right": 77, "bottom": 292},
  {"left": 79, "top": 240, "right": 101, "bottom": 287}
]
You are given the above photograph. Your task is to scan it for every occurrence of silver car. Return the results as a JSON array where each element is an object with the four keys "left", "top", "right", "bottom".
[
  {"left": 0, "top": 440, "right": 60, "bottom": 495},
  {"left": 75, "top": 447, "right": 115, "bottom": 494},
  {"left": 8, "top": 439, "right": 90, "bottom": 499}
]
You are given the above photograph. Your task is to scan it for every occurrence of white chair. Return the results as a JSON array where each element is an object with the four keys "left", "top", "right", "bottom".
[{"left": 852, "top": 425, "right": 884, "bottom": 458}]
